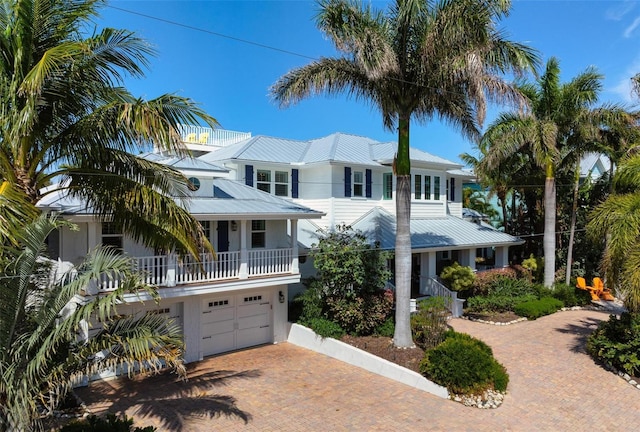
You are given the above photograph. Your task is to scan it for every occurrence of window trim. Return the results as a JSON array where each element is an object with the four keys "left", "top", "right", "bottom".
[
  {"left": 251, "top": 220, "right": 266, "bottom": 248},
  {"left": 434, "top": 176, "right": 441, "bottom": 200},
  {"left": 424, "top": 176, "right": 431, "bottom": 200},
  {"left": 383, "top": 173, "right": 393, "bottom": 200},
  {"left": 414, "top": 174, "right": 422, "bottom": 200},
  {"left": 353, "top": 170, "right": 364, "bottom": 197},
  {"left": 102, "top": 222, "right": 123, "bottom": 253},
  {"left": 256, "top": 169, "right": 271, "bottom": 194}
]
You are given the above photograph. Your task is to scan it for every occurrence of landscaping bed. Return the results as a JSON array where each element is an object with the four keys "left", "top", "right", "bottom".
[{"left": 340, "top": 334, "right": 425, "bottom": 373}]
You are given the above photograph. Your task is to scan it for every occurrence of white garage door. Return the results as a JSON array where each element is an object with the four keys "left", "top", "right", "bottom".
[{"left": 201, "top": 291, "right": 271, "bottom": 357}]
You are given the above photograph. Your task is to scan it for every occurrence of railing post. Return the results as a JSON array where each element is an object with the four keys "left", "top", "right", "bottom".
[
  {"left": 166, "top": 253, "right": 177, "bottom": 287},
  {"left": 291, "top": 219, "right": 299, "bottom": 274},
  {"left": 239, "top": 220, "right": 249, "bottom": 279}
]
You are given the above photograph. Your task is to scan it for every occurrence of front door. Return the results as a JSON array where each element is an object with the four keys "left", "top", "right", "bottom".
[{"left": 217, "top": 221, "right": 229, "bottom": 253}]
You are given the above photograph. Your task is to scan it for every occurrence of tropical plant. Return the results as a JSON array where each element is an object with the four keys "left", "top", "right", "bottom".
[
  {"left": 480, "top": 57, "right": 604, "bottom": 287},
  {"left": 271, "top": 0, "right": 538, "bottom": 347},
  {"left": 588, "top": 154, "right": 640, "bottom": 312},
  {"left": 439, "top": 262, "right": 475, "bottom": 292},
  {"left": 0, "top": 0, "right": 217, "bottom": 256},
  {"left": 0, "top": 215, "right": 185, "bottom": 432}
]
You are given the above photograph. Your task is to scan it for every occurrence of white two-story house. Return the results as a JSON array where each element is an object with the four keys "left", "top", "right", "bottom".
[
  {"left": 38, "top": 128, "right": 324, "bottom": 363},
  {"left": 198, "top": 129, "right": 524, "bottom": 299}
]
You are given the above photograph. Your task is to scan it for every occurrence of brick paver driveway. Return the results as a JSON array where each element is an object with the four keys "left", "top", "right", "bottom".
[{"left": 76, "top": 309, "right": 639, "bottom": 431}]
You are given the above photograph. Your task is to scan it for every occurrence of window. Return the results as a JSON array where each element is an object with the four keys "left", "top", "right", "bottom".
[
  {"left": 200, "top": 221, "right": 211, "bottom": 241},
  {"left": 275, "top": 171, "right": 289, "bottom": 196},
  {"left": 434, "top": 176, "right": 441, "bottom": 200},
  {"left": 188, "top": 177, "right": 200, "bottom": 191},
  {"left": 251, "top": 220, "right": 266, "bottom": 248},
  {"left": 257, "top": 170, "right": 271, "bottom": 193},
  {"left": 414, "top": 174, "right": 422, "bottom": 199},
  {"left": 383, "top": 173, "right": 393, "bottom": 200},
  {"left": 424, "top": 176, "right": 431, "bottom": 200},
  {"left": 102, "top": 222, "right": 123, "bottom": 253},
  {"left": 353, "top": 171, "right": 364, "bottom": 197}
]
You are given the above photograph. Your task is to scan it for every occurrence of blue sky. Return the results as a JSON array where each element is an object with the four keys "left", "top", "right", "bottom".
[{"left": 99, "top": 0, "right": 640, "bottom": 164}]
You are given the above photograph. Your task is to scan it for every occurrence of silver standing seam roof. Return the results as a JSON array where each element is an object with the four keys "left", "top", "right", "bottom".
[
  {"left": 38, "top": 179, "right": 324, "bottom": 219},
  {"left": 351, "top": 207, "right": 524, "bottom": 250},
  {"left": 200, "top": 132, "right": 463, "bottom": 168}
]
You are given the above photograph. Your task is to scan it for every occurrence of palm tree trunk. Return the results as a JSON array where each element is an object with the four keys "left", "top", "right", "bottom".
[
  {"left": 565, "top": 162, "right": 580, "bottom": 286},
  {"left": 393, "top": 115, "right": 413, "bottom": 348},
  {"left": 543, "top": 164, "right": 556, "bottom": 288}
]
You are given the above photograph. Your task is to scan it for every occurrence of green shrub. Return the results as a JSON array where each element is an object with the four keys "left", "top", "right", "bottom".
[
  {"left": 487, "top": 276, "right": 537, "bottom": 297},
  {"left": 291, "top": 280, "right": 325, "bottom": 323},
  {"left": 419, "top": 332, "right": 508, "bottom": 394},
  {"left": 440, "top": 262, "right": 476, "bottom": 292},
  {"left": 466, "top": 293, "right": 537, "bottom": 313},
  {"left": 326, "top": 289, "right": 393, "bottom": 335},
  {"left": 60, "top": 414, "right": 156, "bottom": 432},
  {"left": 471, "top": 267, "right": 519, "bottom": 296},
  {"left": 304, "top": 317, "right": 345, "bottom": 339},
  {"left": 374, "top": 317, "right": 395, "bottom": 337},
  {"left": 550, "top": 283, "right": 592, "bottom": 307},
  {"left": 411, "top": 297, "right": 449, "bottom": 350},
  {"left": 514, "top": 297, "right": 563, "bottom": 319},
  {"left": 587, "top": 312, "right": 640, "bottom": 377},
  {"left": 441, "top": 330, "right": 493, "bottom": 356}
]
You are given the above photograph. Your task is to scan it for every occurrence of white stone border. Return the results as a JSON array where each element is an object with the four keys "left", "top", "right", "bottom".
[{"left": 287, "top": 323, "right": 449, "bottom": 399}]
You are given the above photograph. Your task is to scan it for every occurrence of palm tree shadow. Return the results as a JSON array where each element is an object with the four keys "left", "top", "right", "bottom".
[
  {"left": 554, "top": 314, "right": 606, "bottom": 354},
  {"left": 76, "top": 368, "right": 261, "bottom": 430}
]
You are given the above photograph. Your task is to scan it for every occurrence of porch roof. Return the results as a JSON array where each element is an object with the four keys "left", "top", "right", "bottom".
[
  {"left": 37, "top": 179, "right": 324, "bottom": 220},
  {"left": 351, "top": 207, "right": 524, "bottom": 251}
]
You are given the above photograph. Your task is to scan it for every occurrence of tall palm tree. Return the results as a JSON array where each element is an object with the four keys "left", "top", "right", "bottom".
[
  {"left": 0, "top": 0, "right": 218, "bottom": 256},
  {"left": 271, "top": 0, "right": 538, "bottom": 347},
  {"left": 481, "top": 57, "right": 603, "bottom": 287},
  {"left": 0, "top": 214, "right": 185, "bottom": 432},
  {"left": 588, "top": 154, "right": 640, "bottom": 313}
]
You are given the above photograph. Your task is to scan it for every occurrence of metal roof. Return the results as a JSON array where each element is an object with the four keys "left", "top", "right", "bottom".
[
  {"left": 37, "top": 179, "right": 324, "bottom": 219},
  {"left": 351, "top": 207, "right": 523, "bottom": 250},
  {"left": 197, "top": 132, "right": 462, "bottom": 168},
  {"left": 141, "top": 153, "right": 228, "bottom": 172}
]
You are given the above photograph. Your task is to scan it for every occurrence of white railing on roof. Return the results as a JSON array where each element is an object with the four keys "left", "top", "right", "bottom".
[
  {"left": 179, "top": 125, "right": 251, "bottom": 147},
  {"left": 419, "top": 276, "right": 465, "bottom": 318},
  {"left": 97, "top": 248, "right": 293, "bottom": 293}
]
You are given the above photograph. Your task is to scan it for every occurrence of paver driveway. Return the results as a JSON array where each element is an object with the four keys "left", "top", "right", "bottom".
[{"left": 76, "top": 309, "right": 640, "bottom": 431}]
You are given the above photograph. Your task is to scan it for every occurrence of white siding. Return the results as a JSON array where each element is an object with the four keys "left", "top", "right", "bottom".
[
  {"left": 447, "top": 201, "right": 463, "bottom": 218},
  {"left": 300, "top": 165, "right": 330, "bottom": 199},
  {"left": 60, "top": 223, "right": 88, "bottom": 265},
  {"left": 331, "top": 165, "right": 345, "bottom": 198},
  {"left": 412, "top": 201, "right": 447, "bottom": 218}
]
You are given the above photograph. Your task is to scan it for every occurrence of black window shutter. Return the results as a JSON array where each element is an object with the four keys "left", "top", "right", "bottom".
[
  {"left": 450, "top": 177, "right": 456, "bottom": 201},
  {"left": 344, "top": 167, "right": 351, "bottom": 197},
  {"left": 292, "top": 169, "right": 299, "bottom": 198},
  {"left": 365, "top": 169, "right": 372, "bottom": 198},
  {"left": 245, "top": 165, "right": 254, "bottom": 186}
]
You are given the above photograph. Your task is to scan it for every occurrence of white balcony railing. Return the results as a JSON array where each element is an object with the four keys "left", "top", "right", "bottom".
[
  {"left": 98, "top": 248, "right": 294, "bottom": 293},
  {"left": 178, "top": 125, "right": 251, "bottom": 147}
]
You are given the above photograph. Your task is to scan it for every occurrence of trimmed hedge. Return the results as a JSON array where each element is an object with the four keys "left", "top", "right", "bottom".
[
  {"left": 304, "top": 317, "right": 345, "bottom": 339},
  {"left": 60, "top": 414, "right": 156, "bottom": 432},
  {"left": 513, "top": 297, "right": 563, "bottom": 319},
  {"left": 420, "top": 332, "right": 508, "bottom": 395}
]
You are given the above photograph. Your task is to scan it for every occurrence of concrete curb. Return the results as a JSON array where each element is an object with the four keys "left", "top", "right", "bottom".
[{"left": 287, "top": 323, "right": 449, "bottom": 399}]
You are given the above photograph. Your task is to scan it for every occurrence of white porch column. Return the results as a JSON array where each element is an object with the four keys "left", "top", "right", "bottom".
[
  {"left": 239, "top": 220, "right": 248, "bottom": 279},
  {"left": 166, "top": 253, "right": 177, "bottom": 287},
  {"left": 291, "top": 219, "right": 299, "bottom": 274},
  {"left": 182, "top": 298, "right": 202, "bottom": 363},
  {"left": 427, "top": 251, "right": 437, "bottom": 277},
  {"left": 495, "top": 246, "right": 509, "bottom": 268},
  {"left": 464, "top": 249, "right": 476, "bottom": 272}
]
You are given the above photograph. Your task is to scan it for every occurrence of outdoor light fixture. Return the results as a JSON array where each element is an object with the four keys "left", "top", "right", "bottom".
[
  {"left": 231, "top": 221, "right": 238, "bottom": 231},
  {"left": 279, "top": 290, "right": 285, "bottom": 303}
]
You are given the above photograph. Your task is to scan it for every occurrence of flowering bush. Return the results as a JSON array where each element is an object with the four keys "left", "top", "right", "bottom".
[{"left": 326, "top": 289, "right": 393, "bottom": 335}]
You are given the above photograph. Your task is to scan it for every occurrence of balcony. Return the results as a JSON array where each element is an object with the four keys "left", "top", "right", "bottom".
[
  {"left": 179, "top": 125, "right": 251, "bottom": 148},
  {"left": 99, "top": 248, "right": 294, "bottom": 293}
]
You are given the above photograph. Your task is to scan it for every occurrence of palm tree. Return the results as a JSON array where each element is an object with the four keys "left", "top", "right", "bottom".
[
  {"left": 588, "top": 154, "right": 640, "bottom": 312},
  {"left": 0, "top": 214, "right": 185, "bottom": 432},
  {"left": 271, "top": 0, "right": 538, "bottom": 347},
  {"left": 0, "top": 0, "right": 218, "bottom": 256},
  {"left": 481, "top": 57, "right": 603, "bottom": 287}
]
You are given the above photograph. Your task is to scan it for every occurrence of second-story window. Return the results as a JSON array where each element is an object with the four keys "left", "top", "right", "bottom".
[
  {"left": 257, "top": 170, "right": 271, "bottom": 193},
  {"left": 251, "top": 220, "right": 266, "bottom": 248},
  {"left": 102, "top": 222, "right": 123, "bottom": 253},
  {"left": 275, "top": 171, "right": 289, "bottom": 196},
  {"left": 383, "top": 173, "right": 393, "bottom": 199},
  {"left": 424, "top": 176, "right": 431, "bottom": 200},
  {"left": 414, "top": 174, "right": 422, "bottom": 199},
  {"left": 434, "top": 176, "right": 441, "bottom": 200},
  {"left": 353, "top": 171, "right": 364, "bottom": 197}
]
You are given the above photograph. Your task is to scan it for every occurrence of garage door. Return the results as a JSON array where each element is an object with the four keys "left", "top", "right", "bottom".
[{"left": 201, "top": 291, "right": 271, "bottom": 357}]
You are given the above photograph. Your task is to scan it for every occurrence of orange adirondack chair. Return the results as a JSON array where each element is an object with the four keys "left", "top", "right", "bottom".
[
  {"left": 576, "top": 277, "right": 601, "bottom": 301},
  {"left": 592, "top": 277, "right": 615, "bottom": 301}
]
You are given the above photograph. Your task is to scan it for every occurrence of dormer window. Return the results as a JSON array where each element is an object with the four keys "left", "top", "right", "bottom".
[
  {"left": 275, "top": 171, "right": 289, "bottom": 196},
  {"left": 256, "top": 169, "right": 289, "bottom": 196},
  {"left": 188, "top": 177, "right": 200, "bottom": 191},
  {"left": 257, "top": 170, "right": 271, "bottom": 193}
]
